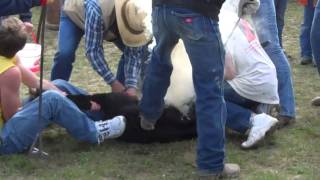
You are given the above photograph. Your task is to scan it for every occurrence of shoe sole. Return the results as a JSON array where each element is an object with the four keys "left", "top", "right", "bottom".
[{"left": 110, "top": 116, "right": 127, "bottom": 138}]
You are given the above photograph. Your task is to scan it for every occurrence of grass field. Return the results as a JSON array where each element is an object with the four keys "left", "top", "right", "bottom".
[{"left": 1, "top": 0, "right": 320, "bottom": 179}]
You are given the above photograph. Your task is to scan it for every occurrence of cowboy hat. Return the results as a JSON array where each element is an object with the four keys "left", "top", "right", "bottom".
[{"left": 115, "top": 0, "right": 152, "bottom": 47}]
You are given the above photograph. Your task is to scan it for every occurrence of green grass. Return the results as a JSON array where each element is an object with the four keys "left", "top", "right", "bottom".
[{"left": 1, "top": 1, "right": 320, "bottom": 179}]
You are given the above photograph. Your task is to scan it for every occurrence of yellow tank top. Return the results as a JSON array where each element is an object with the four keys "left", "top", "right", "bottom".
[{"left": 0, "top": 56, "right": 17, "bottom": 129}]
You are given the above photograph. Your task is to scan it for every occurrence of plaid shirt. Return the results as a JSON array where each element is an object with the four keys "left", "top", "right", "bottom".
[
  {"left": 84, "top": 0, "right": 144, "bottom": 88},
  {"left": 122, "top": 45, "right": 145, "bottom": 88}
]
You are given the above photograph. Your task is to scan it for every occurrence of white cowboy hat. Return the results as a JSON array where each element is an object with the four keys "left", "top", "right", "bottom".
[{"left": 115, "top": 0, "right": 152, "bottom": 47}]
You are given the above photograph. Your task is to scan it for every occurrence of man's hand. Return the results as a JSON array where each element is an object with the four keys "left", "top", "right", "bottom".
[
  {"left": 238, "top": 0, "right": 260, "bottom": 17},
  {"left": 124, "top": 87, "right": 138, "bottom": 99},
  {"left": 90, "top": 101, "right": 101, "bottom": 111},
  {"left": 111, "top": 80, "right": 125, "bottom": 93},
  {"left": 23, "top": 22, "right": 33, "bottom": 34}
]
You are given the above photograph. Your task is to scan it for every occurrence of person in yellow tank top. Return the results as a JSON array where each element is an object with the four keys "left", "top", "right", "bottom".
[
  {"left": 0, "top": 55, "right": 17, "bottom": 129},
  {"left": 0, "top": 17, "right": 126, "bottom": 154}
]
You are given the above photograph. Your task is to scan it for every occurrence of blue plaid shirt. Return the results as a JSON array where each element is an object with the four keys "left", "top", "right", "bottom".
[{"left": 84, "top": 0, "right": 144, "bottom": 88}]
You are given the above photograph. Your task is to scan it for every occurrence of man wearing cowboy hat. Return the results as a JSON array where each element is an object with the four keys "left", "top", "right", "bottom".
[
  {"left": 51, "top": 0, "right": 151, "bottom": 97},
  {"left": 139, "top": 0, "right": 260, "bottom": 179}
]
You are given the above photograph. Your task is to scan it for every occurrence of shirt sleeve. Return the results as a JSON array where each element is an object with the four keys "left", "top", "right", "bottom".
[
  {"left": 84, "top": 0, "right": 116, "bottom": 85},
  {"left": 0, "top": 0, "right": 40, "bottom": 16},
  {"left": 19, "top": 10, "right": 32, "bottom": 22},
  {"left": 123, "top": 45, "right": 146, "bottom": 88}
]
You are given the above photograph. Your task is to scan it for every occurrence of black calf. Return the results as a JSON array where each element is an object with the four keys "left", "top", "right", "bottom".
[{"left": 67, "top": 93, "right": 197, "bottom": 143}]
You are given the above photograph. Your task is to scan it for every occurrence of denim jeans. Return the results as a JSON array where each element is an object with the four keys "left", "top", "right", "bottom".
[
  {"left": 139, "top": 6, "right": 226, "bottom": 174},
  {"left": 253, "top": 0, "right": 296, "bottom": 118},
  {"left": 0, "top": 90, "right": 98, "bottom": 155},
  {"left": 311, "top": 1, "right": 320, "bottom": 72},
  {"left": 224, "top": 83, "right": 253, "bottom": 134},
  {"left": 300, "top": 0, "right": 315, "bottom": 59},
  {"left": 51, "top": 10, "right": 84, "bottom": 81},
  {"left": 52, "top": 79, "right": 105, "bottom": 120},
  {"left": 274, "top": 0, "right": 288, "bottom": 47}
]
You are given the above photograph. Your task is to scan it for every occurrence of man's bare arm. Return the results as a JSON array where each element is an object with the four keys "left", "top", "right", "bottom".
[{"left": 224, "top": 52, "right": 237, "bottom": 80}]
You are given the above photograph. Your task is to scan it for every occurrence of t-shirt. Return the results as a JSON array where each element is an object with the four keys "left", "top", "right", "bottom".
[
  {"left": 219, "top": 3, "right": 279, "bottom": 104},
  {"left": 163, "top": 0, "right": 279, "bottom": 116},
  {"left": 0, "top": 55, "right": 17, "bottom": 129}
]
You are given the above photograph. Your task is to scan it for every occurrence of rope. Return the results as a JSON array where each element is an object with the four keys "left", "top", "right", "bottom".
[
  {"left": 28, "top": 5, "right": 48, "bottom": 157},
  {"left": 223, "top": 18, "right": 240, "bottom": 48}
]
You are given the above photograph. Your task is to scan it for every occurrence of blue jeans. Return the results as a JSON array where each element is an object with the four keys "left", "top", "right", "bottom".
[
  {"left": 0, "top": 90, "right": 98, "bottom": 155},
  {"left": 224, "top": 83, "right": 253, "bottom": 134},
  {"left": 253, "top": 0, "right": 296, "bottom": 118},
  {"left": 274, "top": 0, "right": 288, "bottom": 47},
  {"left": 300, "top": 0, "right": 315, "bottom": 59},
  {"left": 139, "top": 6, "right": 226, "bottom": 174},
  {"left": 51, "top": 10, "right": 84, "bottom": 81},
  {"left": 52, "top": 79, "right": 105, "bottom": 120},
  {"left": 312, "top": 1, "right": 320, "bottom": 71}
]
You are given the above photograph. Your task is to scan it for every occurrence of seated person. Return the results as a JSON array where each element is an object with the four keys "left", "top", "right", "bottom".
[
  {"left": 220, "top": 5, "right": 280, "bottom": 148},
  {"left": 0, "top": 17, "right": 125, "bottom": 155}
]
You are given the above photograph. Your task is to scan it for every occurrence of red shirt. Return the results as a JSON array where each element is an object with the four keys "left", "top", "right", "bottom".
[{"left": 298, "top": 0, "right": 317, "bottom": 6}]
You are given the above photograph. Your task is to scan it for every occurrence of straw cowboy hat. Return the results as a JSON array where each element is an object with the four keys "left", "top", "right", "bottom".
[{"left": 115, "top": 0, "right": 152, "bottom": 47}]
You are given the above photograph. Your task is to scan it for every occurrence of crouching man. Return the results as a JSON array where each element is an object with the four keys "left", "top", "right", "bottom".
[
  {"left": 0, "top": 17, "right": 125, "bottom": 155},
  {"left": 218, "top": 2, "right": 279, "bottom": 149},
  {"left": 51, "top": 0, "right": 151, "bottom": 97}
]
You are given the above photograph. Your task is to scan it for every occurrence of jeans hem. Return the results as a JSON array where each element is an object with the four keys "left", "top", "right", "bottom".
[{"left": 140, "top": 112, "right": 160, "bottom": 124}]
